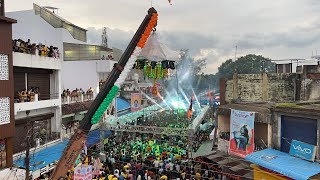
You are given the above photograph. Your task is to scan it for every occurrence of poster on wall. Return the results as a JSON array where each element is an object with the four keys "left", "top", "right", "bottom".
[
  {"left": 74, "top": 165, "right": 93, "bottom": 180},
  {"left": 229, "top": 109, "right": 255, "bottom": 158},
  {"left": 131, "top": 93, "right": 142, "bottom": 112}
]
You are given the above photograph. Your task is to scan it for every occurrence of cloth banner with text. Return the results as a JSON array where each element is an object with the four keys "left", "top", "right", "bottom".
[
  {"left": 229, "top": 109, "right": 255, "bottom": 158},
  {"left": 74, "top": 165, "right": 93, "bottom": 180}
]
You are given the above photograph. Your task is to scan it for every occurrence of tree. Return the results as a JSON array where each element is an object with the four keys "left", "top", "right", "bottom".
[{"left": 217, "top": 54, "right": 275, "bottom": 79}]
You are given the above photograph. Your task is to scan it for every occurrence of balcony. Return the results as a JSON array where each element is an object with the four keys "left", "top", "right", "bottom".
[
  {"left": 13, "top": 52, "right": 62, "bottom": 70},
  {"left": 61, "top": 94, "right": 94, "bottom": 105},
  {"left": 14, "top": 98, "right": 61, "bottom": 115}
]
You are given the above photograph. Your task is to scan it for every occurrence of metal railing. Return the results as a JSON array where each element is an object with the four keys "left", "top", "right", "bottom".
[
  {"left": 14, "top": 93, "right": 60, "bottom": 103},
  {"left": 105, "top": 123, "right": 191, "bottom": 136}
]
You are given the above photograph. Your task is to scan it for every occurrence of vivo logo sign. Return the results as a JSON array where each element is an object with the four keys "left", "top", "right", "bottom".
[
  {"left": 289, "top": 140, "right": 317, "bottom": 162},
  {"left": 292, "top": 144, "right": 312, "bottom": 154}
]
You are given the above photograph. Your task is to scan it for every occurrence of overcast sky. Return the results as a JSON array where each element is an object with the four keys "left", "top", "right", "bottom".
[{"left": 6, "top": 0, "right": 320, "bottom": 74}]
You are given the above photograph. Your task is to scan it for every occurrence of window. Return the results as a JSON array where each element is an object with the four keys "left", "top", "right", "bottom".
[
  {"left": 0, "top": 54, "right": 9, "bottom": 81},
  {"left": 0, "top": 97, "right": 10, "bottom": 125}
]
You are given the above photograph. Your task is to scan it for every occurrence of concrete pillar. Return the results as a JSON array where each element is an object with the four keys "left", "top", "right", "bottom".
[
  {"left": 232, "top": 73, "right": 238, "bottom": 100},
  {"left": 67, "top": 96, "right": 70, "bottom": 104},
  {"left": 81, "top": 94, "right": 84, "bottom": 102},
  {"left": 271, "top": 112, "right": 281, "bottom": 150},
  {"left": 5, "top": 137, "right": 13, "bottom": 167},
  {"left": 268, "top": 123, "right": 272, "bottom": 148},
  {"left": 262, "top": 72, "right": 268, "bottom": 101}
]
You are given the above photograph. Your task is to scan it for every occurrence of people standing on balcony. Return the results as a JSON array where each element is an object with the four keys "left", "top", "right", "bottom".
[
  {"left": 53, "top": 47, "right": 59, "bottom": 58},
  {"left": 26, "top": 39, "right": 31, "bottom": 51},
  {"left": 30, "top": 43, "right": 36, "bottom": 55},
  {"left": 12, "top": 39, "right": 60, "bottom": 58},
  {"left": 48, "top": 46, "right": 54, "bottom": 57},
  {"left": 41, "top": 44, "right": 48, "bottom": 56}
]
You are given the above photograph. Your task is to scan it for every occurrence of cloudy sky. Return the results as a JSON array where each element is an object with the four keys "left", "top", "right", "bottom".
[{"left": 6, "top": 0, "right": 320, "bottom": 73}]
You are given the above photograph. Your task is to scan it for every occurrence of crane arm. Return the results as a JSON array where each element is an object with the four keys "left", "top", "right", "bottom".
[{"left": 50, "top": 7, "right": 158, "bottom": 179}]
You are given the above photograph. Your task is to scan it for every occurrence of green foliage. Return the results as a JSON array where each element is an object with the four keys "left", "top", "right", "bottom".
[
  {"left": 91, "top": 85, "right": 120, "bottom": 124},
  {"left": 217, "top": 54, "right": 276, "bottom": 79}
]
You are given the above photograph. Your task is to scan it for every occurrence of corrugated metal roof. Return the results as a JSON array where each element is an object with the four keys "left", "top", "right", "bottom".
[{"left": 245, "top": 148, "right": 320, "bottom": 180}]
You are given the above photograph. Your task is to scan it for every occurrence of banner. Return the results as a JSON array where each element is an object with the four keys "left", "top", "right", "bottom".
[
  {"left": 74, "top": 165, "right": 93, "bottom": 180},
  {"left": 229, "top": 109, "right": 255, "bottom": 158},
  {"left": 289, "top": 140, "right": 317, "bottom": 162},
  {"left": 131, "top": 93, "right": 141, "bottom": 112}
]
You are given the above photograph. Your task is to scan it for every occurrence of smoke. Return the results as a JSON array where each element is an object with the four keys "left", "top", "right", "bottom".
[{"left": 161, "top": 51, "right": 200, "bottom": 107}]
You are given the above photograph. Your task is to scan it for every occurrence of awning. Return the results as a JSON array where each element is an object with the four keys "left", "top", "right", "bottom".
[
  {"left": 245, "top": 148, "right": 320, "bottom": 180},
  {"left": 117, "top": 97, "right": 130, "bottom": 112},
  {"left": 86, "top": 129, "right": 112, "bottom": 147},
  {"left": 14, "top": 140, "right": 69, "bottom": 171},
  {"left": 201, "top": 151, "right": 253, "bottom": 179}
]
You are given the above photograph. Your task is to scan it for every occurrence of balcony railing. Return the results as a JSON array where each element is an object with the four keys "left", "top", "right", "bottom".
[
  {"left": 61, "top": 93, "right": 94, "bottom": 105},
  {"left": 14, "top": 94, "right": 61, "bottom": 115},
  {"left": 13, "top": 52, "right": 62, "bottom": 70}
]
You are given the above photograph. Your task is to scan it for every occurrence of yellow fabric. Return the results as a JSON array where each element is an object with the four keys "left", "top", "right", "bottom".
[
  {"left": 108, "top": 174, "right": 114, "bottom": 180},
  {"left": 160, "top": 175, "right": 168, "bottom": 180},
  {"left": 195, "top": 172, "right": 201, "bottom": 180}
]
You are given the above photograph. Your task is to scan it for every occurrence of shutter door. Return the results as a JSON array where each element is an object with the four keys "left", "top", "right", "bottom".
[
  {"left": 13, "top": 72, "right": 25, "bottom": 99},
  {"left": 27, "top": 73, "right": 50, "bottom": 100},
  {"left": 281, "top": 115, "right": 317, "bottom": 153}
]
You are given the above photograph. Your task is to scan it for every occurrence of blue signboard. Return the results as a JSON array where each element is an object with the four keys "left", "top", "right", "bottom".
[{"left": 289, "top": 140, "right": 317, "bottom": 162}]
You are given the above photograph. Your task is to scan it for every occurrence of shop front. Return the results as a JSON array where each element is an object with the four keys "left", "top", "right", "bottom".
[
  {"left": 246, "top": 148, "right": 320, "bottom": 180},
  {"left": 216, "top": 103, "right": 272, "bottom": 154}
]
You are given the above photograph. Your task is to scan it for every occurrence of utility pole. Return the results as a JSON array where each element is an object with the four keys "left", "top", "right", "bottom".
[
  {"left": 0, "top": 0, "right": 4, "bottom": 16},
  {"left": 101, "top": 27, "right": 108, "bottom": 48},
  {"left": 234, "top": 45, "right": 237, "bottom": 73},
  {"left": 25, "top": 110, "right": 31, "bottom": 180}
]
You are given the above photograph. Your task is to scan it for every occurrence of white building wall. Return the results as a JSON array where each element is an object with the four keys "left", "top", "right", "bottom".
[
  {"left": 62, "top": 60, "right": 116, "bottom": 97},
  {"left": 7, "top": 10, "right": 84, "bottom": 52},
  {"left": 7, "top": 9, "right": 85, "bottom": 133}
]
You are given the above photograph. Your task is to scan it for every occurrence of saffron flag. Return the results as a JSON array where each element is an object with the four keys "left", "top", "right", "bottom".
[
  {"left": 208, "top": 86, "right": 213, "bottom": 100},
  {"left": 187, "top": 96, "right": 193, "bottom": 119}
]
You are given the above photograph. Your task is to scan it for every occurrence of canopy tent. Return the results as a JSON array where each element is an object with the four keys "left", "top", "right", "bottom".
[{"left": 138, "top": 32, "right": 180, "bottom": 61}]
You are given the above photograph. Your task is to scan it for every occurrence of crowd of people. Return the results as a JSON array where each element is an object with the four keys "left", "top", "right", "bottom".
[
  {"left": 61, "top": 87, "right": 94, "bottom": 99},
  {"left": 65, "top": 132, "right": 225, "bottom": 180},
  {"left": 136, "top": 110, "right": 198, "bottom": 129},
  {"left": 12, "top": 39, "right": 60, "bottom": 58},
  {"left": 15, "top": 87, "right": 40, "bottom": 103}
]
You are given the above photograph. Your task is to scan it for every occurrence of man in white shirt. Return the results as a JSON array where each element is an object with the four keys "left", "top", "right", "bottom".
[
  {"left": 175, "top": 163, "right": 180, "bottom": 172},
  {"left": 169, "top": 161, "right": 174, "bottom": 171},
  {"left": 153, "top": 159, "right": 159, "bottom": 168}
]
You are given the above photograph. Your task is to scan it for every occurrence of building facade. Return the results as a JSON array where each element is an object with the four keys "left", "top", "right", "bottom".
[
  {"left": 216, "top": 64, "right": 320, "bottom": 179},
  {"left": 0, "top": 6, "right": 16, "bottom": 169}
]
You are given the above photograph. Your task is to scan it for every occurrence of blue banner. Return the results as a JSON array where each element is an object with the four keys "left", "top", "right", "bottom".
[{"left": 289, "top": 140, "right": 317, "bottom": 162}]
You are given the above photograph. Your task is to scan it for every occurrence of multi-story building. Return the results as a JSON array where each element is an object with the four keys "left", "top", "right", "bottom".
[
  {"left": 1, "top": 4, "right": 128, "bottom": 178},
  {"left": 0, "top": 1, "right": 16, "bottom": 170},
  {"left": 208, "top": 63, "right": 320, "bottom": 179},
  {"left": 6, "top": 3, "right": 86, "bottom": 154}
]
